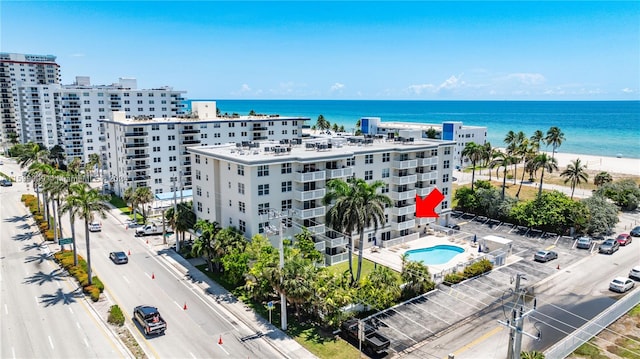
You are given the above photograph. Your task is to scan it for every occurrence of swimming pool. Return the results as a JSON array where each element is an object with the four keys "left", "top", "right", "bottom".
[{"left": 405, "top": 245, "right": 465, "bottom": 265}]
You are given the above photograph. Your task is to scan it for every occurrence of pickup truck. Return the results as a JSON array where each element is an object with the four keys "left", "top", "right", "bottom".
[
  {"left": 341, "top": 319, "right": 391, "bottom": 355},
  {"left": 133, "top": 305, "right": 166, "bottom": 336},
  {"left": 135, "top": 224, "right": 172, "bottom": 237}
]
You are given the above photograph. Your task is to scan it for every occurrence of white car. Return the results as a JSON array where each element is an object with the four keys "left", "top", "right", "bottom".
[
  {"left": 88, "top": 221, "right": 102, "bottom": 232},
  {"left": 630, "top": 266, "right": 640, "bottom": 281},
  {"left": 609, "top": 277, "right": 635, "bottom": 293}
]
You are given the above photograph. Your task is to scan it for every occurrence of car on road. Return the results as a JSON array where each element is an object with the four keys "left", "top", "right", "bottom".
[
  {"left": 609, "top": 277, "right": 635, "bottom": 293},
  {"left": 109, "top": 251, "right": 128, "bottom": 264},
  {"left": 534, "top": 250, "right": 558, "bottom": 262},
  {"left": 445, "top": 223, "right": 461, "bottom": 230},
  {"left": 630, "top": 226, "right": 640, "bottom": 237},
  {"left": 616, "top": 233, "right": 632, "bottom": 246},
  {"left": 576, "top": 236, "right": 592, "bottom": 249},
  {"left": 88, "top": 221, "right": 102, "bottom": 232},
  {"left": 133, "top": 305, "right": 166, "bottom": 336},
  {"left": 599, "top": 239, "right": 620, "bottom": 254},
  {"left": 0, "top": 179, "right": 12, "bottom": 186},
  {"left": 630, "top": 266, "right": 640, "bottom": 281}
]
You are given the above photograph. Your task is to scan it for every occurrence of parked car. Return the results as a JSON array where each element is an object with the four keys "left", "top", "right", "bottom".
[
  {"left": 445, "top": 223, "right": 461, "bottom": 230},
  {"left": 341, "top": 319, "right": 391, "bottom": 355},
  {"left": 109, "top": 251, "right": 128, "bottom": 264},
  {"left": 88, "top": 221, "right": 102, "bottom": 232},
  {"left": 0, "top": 179, "right": 12, "bottom": 187},
  {"left": 609, "top": 277, "right": 635, "bottom": 293},
  {"left": 616, "top": 233, "right": 632, "bottom": 246},
  {"left": 576, "top": 236, "right": 592, "bottom": 249},
  {"left": 630, "top": 226, "right": 640, "bottom": 237},
  {"left": 629, "top": 266, "right": 640, "bottom": 281},
  {"left": 534, "top": 250, "right": 558, "bottom": 262},
  {"left": 599, "top": 239, "right": 620, "bottom": 254}
]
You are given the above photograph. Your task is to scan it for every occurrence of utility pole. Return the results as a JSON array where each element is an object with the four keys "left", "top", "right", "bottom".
[
  {"left": 172, "top": 176, "right": 179, "bottom": 252},
  {"left": 499, "top": 273, "right": 540, "bottom": 359}
]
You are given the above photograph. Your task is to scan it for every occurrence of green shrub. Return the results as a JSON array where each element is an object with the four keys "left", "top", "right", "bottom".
[
  {"left": 92, "top": 277, "right": 105, "bottom": 293},
  {"left": 77, "top": 272, "right": 89, "bottom": 287},
  {"left": 444, "top": 272, "right": 465, "bottom": 285},
  {"left": 83, "top": 285, "right": 100, "bottom": 302},
  {"left": 44, "top": 229, "right": 55, "bottom": 241},
  {"left": 33, "top": 214, "right": 44, "bottom": 223},
  {"left": 108, "top": 305, "right": 125, "bottom": 326}
]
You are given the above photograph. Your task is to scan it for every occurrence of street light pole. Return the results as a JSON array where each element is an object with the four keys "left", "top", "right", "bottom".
[
  {"left": 264, "top": 208, "right": 291, "bottom": 331},
  {"left": 173, "top": 176, "right": 179, "bottom": 252}
]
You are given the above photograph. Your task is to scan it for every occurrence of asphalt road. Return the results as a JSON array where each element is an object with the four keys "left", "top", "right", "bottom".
[{"left": 0, "top": 167, "right": 128, "bottom": 358}]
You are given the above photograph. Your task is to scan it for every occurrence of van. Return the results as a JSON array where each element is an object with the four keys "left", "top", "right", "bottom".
[{"left": 576, "top": 236, "right": 592, "bottom": 249}]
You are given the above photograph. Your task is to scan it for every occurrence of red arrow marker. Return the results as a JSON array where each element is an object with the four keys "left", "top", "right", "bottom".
[{"left": 415, "top": 188, "right": 445, "bottom": 218}]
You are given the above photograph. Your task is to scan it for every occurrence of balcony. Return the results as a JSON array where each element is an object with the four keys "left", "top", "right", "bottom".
[
  {"left": 126, "top": 153, "right": 149, "bottom": 159},
  {"left": 326, "top": 167, "right": 353, "bottom": 179},
  {"left": 124, "top": 131, "right": 148, "bottom": 137},
  {"left": 125, "top": 142, "right": 148, "bottom": 148},
  {"left": 416, "top": 172, "right": 438, "bottom": 181},
  {"left": 391, "top": 219, "right": 416, "bottom": 231},
  {"left": 298, "top": 207, "right": 325, "bottom": 219},
  {"left": 417, "top": 157, "right": 438, "bottom": 166},
  {"left": 293, "top": 188, "right": 326, "bottom": 201},
  {"left": 314, "top": 241, "right": 326, "bottom": 253},
  {"left": 325, "top": 252, "right": 350, "bottom": 266},
  {"left": 390, "top": 189, "right": 416, "bottom": 201},
  {"left": 391, "top": 159, "right": 418, "bottom": 169},
  {"left": 415, "top": 186, "right": 436, "bottom": 197},
  {"left": 128, "top": 175, "right": 150, "bottom": 181},
  {"left": 180, "top": 129, "right": 199, "bottom": 134},
  {"left": 391, "top": 174, "right": 417, "bottom": 185},
  {"left": 252, "top": 126, "right": 268, "bottom": 131},
  {"left": 294, "top": 171, "right": 326, "bottom": 183},
  {"left": 325, "top": 235, "right": 348, "bottom": 248},
  {"left": 390, "top": 204, "right": 416, "bottom": 216},
  {"left": 127, "top": 165, "right": 150, "bottom": 171},
  {"left": 253, "top": 135, "right": 268, "bottom": 141},
  {"left": 306, "top": 224, "right": 326, "bottom": 235},
  {"left": 182, "top": 139, "right": 201, "bottom": 145}
]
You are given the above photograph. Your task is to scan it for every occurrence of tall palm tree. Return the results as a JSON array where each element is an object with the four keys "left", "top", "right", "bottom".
[
  {"left": 193, "top": 219, "right": 222, "bottom": 273},
  {"left": 520, "top": 350, "right": 545, "bottom": 359},
  {"left": 28, "top": 161, "right": 55, "bottom": 223},
  {"left": 545, "top": 126, "right": 565, "bottom": 158},
  {"left": 65, "top": 183, "right": 110, "bottom": 285},
  {"left": 316, "top": 115, "right": 330, "bottom": 132},
  {"left": 19, "top": 143, "right": 48, "bottom": 214},
  {"left": 516, "top": 143, "right": 538, "bottom": 198},
  {"left": 86, "top": 153, "right": 101, "bottom": 180},
  {"left": 530, "top": 130, "right": 544, "bottom": 153},
  {"left": 323, "top": 178, "right": 392, "bottom": 284},
  {"left": 560, "top": 158, "right": 589, "bottom": 199},
  {"left": 504, "top": 131, "right": 526, "bottom": 185},
  {"left": 532, "top": 153, "right": 559, "bottom": 196},
  {"left": 134, "top": 186, "right": 154, "bottom": 223},
  {"left": 481, "top": 142, "right": 493, "bottom": 174},
  {"left": 461, "top": 142, "right": 484, "bottom": 191},
  {"left": 48, "top": 145, "right": 66, "bottom": 169},
  {"left": 594, "top": 171, "right": 613, "bottom": 187},
  {"left": 123, "top": 186, "right": 137, "bottom": 222},
  {"left": 490, "top": 150, "right": 516, "bottom": 200}
]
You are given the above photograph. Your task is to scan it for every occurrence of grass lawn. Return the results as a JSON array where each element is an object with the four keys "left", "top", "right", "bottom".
[
  {"left": 109, "top": 195, "right": 144, "bottom": 222},
  {"left": 194, "top": 264, "right": 361, "bottom": 359}
]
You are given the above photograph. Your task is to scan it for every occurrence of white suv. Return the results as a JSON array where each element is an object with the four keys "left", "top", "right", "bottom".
[
  {"left": 88, "top": 221, "right": 102, "bottom": 232},
  {"left": 630, "top": 266, "right": 640, "bottom": 281}
]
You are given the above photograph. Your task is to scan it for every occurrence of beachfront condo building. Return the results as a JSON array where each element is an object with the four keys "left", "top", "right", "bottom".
[
  {"left": 101, "top": 101, "right": 308, "bottom": 199},
  {"left": 359, "top": 117, "right": 487, "bottom": 170},
  {"left": 0, "top": 53, "right": 61, "bottom": 150},
  {"left": 188, "top": 136, "right": 455, "bottom": 266}
]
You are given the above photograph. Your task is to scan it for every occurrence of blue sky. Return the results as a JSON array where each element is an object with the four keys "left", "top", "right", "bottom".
[{"left": 2, "top": 1, "right": 639, "bottom": 100}]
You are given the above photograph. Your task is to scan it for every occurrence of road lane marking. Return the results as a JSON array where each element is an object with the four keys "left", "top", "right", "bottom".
[
  {"left": 174, "top": 300, "right": 182, "bottom": 310},
  {"left": 56, "top": 281, "right": 61, "bottom": 288},
  {"left": 189, "top": 352, "right": 196, "bottom": 358},
  {"left": 122, "top": 276, "right": 130, "bottom": 284},
  {"left": 34, "top": 296, "right": 39, "bottom": 306},
  {"left": 449, "top": 326, "right": 504, "bottom": 357},
  {"left": 76, "top": 322, "right": 81, "bottom": 329},
  {"left": 84, "top": 338, "right": 89, "bottom": 347},
  {"left": 48, "top": 335, "right": 54, "bottom": 349},
  {"left": 68, "top": 307, "right": 74, "bottom": 314},
  {"left": 218, "top": 341, "right": 230, "bottom": 355},
  {"left": 11, "top": 347, "right": 15, "bottom": 359},
  {"left": 4, "top": 304, "right": 7, "bottom": 315},
  {"left": 545, "top": 244, "right": 556, "bottom": 250},
  {"left": 458, "top": 221, "right": 468, "bottom": 225}
]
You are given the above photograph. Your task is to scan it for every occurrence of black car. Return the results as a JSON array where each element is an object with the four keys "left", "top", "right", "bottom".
[
  {"left": 109, "top": 251, "right": 128, "bottom": 264},
  {"left": 445, "top": 223, "right": 461, "bottom": 230},
  {"left": 630, "top": 226, "right": 640, "bottom": 237},
  {"left": 0, "top": 179, "right": 12, "bottom": 187}
]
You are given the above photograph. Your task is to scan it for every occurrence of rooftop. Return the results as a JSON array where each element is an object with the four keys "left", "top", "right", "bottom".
[{"left": 101, "top": 111, "right": 310, "bottom": 126}]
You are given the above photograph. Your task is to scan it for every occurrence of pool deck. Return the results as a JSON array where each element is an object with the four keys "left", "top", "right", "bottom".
[{"left": 363, "top": 233, "right": 482, "bottom": 275}]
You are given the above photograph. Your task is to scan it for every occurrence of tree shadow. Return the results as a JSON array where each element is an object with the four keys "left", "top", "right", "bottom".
[
  {"left": 12, "top": 231, "right": 36, "bottom": 241},
  {"left": 24, "top": 268, "right": 66, "bottom": 286},
  {"left": 17, "top": 223, "right": 33, "bottom": 230},
  {"left": 40, "top": 287, "right": 84, "bottom": 307},
  {"left": 24, "top": 252, "right": 54, "bottom": 265},
  {"left": 23, "top": 242, "right": 46, "bottom": 251},
  {"left": 4, "top": 214, "right": 30, "bottom": 223}
]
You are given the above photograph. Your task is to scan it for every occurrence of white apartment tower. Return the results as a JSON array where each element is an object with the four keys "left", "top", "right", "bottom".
[
  {"left": 0, "top": 53, "right": 61, "bottom": 149},
  {"left": 101, "top": 102, "right": 308, "bottom": 198},
  {"left": 189, "top": 136, "right": 455, "bottom": 266}
]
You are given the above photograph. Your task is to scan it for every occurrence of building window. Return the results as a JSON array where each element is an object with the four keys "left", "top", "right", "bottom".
[
  {"left": 281, "top": 163, "right": 291, "bottom": 174},
  {"left": 281, "top": 181, "right": 292, "bottom": 192},
  {"left": 257, "top": 165, "right": 269, "bottom": 177},
  {"left": 195, "top": 170, "right": 201, "bottom": 180},
  {"left": 258, "top": 184, "right": 270, "bottom": 196},
  {"left": 168, "top": 124, "right": 175, "bottom": 130},
  {"left": 382, "top": 153, "right": 390, "bottom": 162},
  {"left": 237, "top": 165, "right": 244, "bottom": 176},
  {"left": 443, "top": 160, "right": 450, "bottom": 169},
  {"left": 365, "top": 154, "right": 373, "bottom": 164},
  {"left": 197, "top": 202, "right": 202, "bottom": 212},
  {"left": 238, "top": 201, "right": 245, "bottom": 213},
  {"left": 239, "top": 220, "right": 246, "bottom": 233},
  {"left": 258, "top": 222, "right": 270, "bottom": 234},
  {"left": 258, "top": 203, "right": 270, "bottom": 215},
  {"left": 382, "top": 183, "right": 389, "bottom": 193},
  {"left": 382, "top": 168, "right": 390, "bottom": 178},
  {"left": 168, "top": 135, "right": 175, "bottom": 141},
  {"left": 281, "top": 199, "right": 292, "bottom": 211},
  {"left": 365, "top": 170, "right": 373, "bottom": 180},
  {"left": 443, "top": 187, "right": 448, "bottom": 195},
  {"left": 441, "top": 201, "right": 448, "bottom": 210},
  {"left": 196, "top": 186, "right": 202, "bottom": 196},
  {"left": 154, "top": 168, "right": 162, "bottom": 173},
  {"left": 195, "top": 154, "right": 200, "bottom": 164},
  {"left": 443, "top": 174, "right": 449, "bottom": 183},
  {"left": 347, "top": 157, "right": 355, "bottom": 166},
  {"left": 444, "top": 147, "right": 451, "bottom": 155},
  {"left": 238, "top": 183, "right": 245, "bottom": 194}
]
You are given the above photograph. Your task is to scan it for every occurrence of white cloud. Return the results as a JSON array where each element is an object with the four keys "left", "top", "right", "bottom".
[
  {"left": 240, "top": 84, "right": 251, "bottom": 92},
  {"left": 69, "top": 53, "right": 85, "bottom": 57},
  {"left": 505, "top": 73, "right": 545, "bottom": 85},
  {"left": 406, "top": 84, "right": 435, "bottom": 95},
  {"left": 622, "top": 88, "right": 634, "bottom": 93},
  {"left": 330, "top": 82, "right": 345, "bottom": 92},
  {"left": 438, "top": 74, "right": 465, "bottom": 91}
]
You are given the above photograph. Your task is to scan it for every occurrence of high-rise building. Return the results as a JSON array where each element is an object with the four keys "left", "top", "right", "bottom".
[{"left": 0, "top": 53, "right": 61, "bottom": 149}]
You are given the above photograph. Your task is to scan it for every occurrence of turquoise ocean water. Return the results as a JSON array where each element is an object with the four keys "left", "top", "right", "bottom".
[{"left": 185, "top": 100, "right": 640, "bottom": 159}]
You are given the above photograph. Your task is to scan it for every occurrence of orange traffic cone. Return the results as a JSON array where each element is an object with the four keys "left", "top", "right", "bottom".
[
  {"left": 218, "top": 335, "right": 223, "bottom": 345},
  {"left": 128, "top": 250, "right": 131, "bottom": 255},
  {"left": 146, "top": 239, "right": 149, "bottom": 244},
  {"left": 556, "top": 264, "right": 560, "bottom": 270},
  {"left": 151, "top": 273, "right": 155, "bottom": 279},
  {"left": 183, "top": 302, "right": 188, "bottom": 310}
]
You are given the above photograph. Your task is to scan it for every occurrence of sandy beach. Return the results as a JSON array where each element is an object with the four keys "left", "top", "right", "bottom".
[{"left": 548, "top": 151, "right": 640, "bottom": 177}]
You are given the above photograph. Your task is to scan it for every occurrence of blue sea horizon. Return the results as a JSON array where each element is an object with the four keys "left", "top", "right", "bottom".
[{"left": 184, "top": 99, "right": 640, "bottom": 159}]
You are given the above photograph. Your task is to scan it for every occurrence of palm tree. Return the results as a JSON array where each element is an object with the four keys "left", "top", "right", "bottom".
[
  {"left": 504, "top": 131, "right": 526, "bottom": 185},
  {"left": 532, "top": 153, "right": 559, "bottom": 196},
  {"left": 490, "top": 150, "right": 516, "bottom": 200},
  {"left": 461, "top": 142, "right": 484, "bottom": 191},
  {"left": 516, "top": 143, "right": 538, "bottom": 198},
  {"left": 316, "top": 115, "right": 329, "bottom": 132},
  {"left": 323, "top": 178, "right": 392, "bottom": 284},
  {"left": 123, "top": 186, "right": 137, "bottom": 222},
  {"left": 545, "top": 126, "right": 565, "bottom": 158},
  {"left": 530, "top": 130, "right": 544, "bottom": 153},
  {"left": 134, "top": 186, "right": 154, "bottom": 223},
  {"left": 520, "top": 350, "right": 545, "bottom": 359},
  {"left": 19, "top": 143, "right": 48, "bottom": 214},
  {"left": 86, "top": 153, "right": 101, "bottom": 180},
  {"left": 192, "top": 219, "right": 222, "bottom": 272},
  {"left": 65, "top": 183, "right": 110, "bottom": 284},
  {"left": 594, "top": 171, "right": 613, "bottom": 187},
  {"left": 560, "top": 158, "right": 589, "bottom": 199},
  {"left": 48, "top": 145, "right": 66, "bottom": 169}
]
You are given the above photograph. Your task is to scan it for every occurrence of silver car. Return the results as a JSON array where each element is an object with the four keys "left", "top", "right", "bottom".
[
  {"left": 609, "top": 277, "right": 635, "bottom": 293},
  {"left": 534, "top": 250, "right": 558, "bottom": 263},
  {"left": 576, "top": 236, "right": 592, "bottom": 249},
  {"left": 599, "top": 239, "right": 620, "bottom": 254}
]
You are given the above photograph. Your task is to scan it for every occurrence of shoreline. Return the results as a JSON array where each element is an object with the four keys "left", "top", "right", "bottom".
[{"left": 542, "top": 151, "right": 640, "bottom": 177}]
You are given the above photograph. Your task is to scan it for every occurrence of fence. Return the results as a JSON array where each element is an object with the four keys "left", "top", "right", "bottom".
[{"left": 544, "top": 287, "right": 640, "bottom": 359}]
